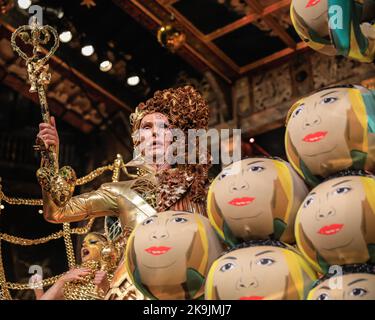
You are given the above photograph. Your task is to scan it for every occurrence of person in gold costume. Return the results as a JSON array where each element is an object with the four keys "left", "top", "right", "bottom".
[
  {"left": 30, "top": 232, "right": 115, "bottom": 300},
  {"left": 37, "top": 86, "right": 211, "bottom": 299}
]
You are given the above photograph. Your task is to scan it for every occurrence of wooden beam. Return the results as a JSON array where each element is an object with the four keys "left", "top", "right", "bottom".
[
  {"left": 119, "top": 0, "right": 238, "bottom": 81},
  {"left": 163, "top": 3, "right": 240, "bottom": 72},
  {"left": 0, "top": 19, "right": 133, "bottom": 115},
  {"left": 239, "top": 42, "right": 308, "bottom": 74},
  {"left": 245, "top": 0, "right": 296, "bottom": 49},
  {"left": 160, "top": 0, "right": 179, "bottom": 5},
  {"left": 205, "top": 0, "right": 291, "bottom": 41}
]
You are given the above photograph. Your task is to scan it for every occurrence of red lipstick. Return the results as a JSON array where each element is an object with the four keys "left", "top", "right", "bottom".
[
  {"left": 239, "top": 296, "right": 264, "bottom": 300},
  {"left": 306, "top": 0, "right": 321, "bottom": 7},
  {"left": 303, "top": 131, "right": 327, "bottom": 143},
  {"left": 145, "top": 246, "right": 171, "bottom": 255},
  {"left": 229, "top": 197, "right": 255, "bottom": 207},
  {"left": 318, "top": 224, "right": 344, "bottom": 235}
]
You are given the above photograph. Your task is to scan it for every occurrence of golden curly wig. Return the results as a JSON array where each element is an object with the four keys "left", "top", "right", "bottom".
[
  {"left": 130, "top": 85, "right": 209, "bottom": 135},
  {"left": 129, "top": 85, "right": 211, "bottom": 205}
]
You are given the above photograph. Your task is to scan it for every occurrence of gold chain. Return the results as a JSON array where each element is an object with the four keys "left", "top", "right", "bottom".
[
  {"left": 63, "top": 223, "right": 76, "bottom": 269},
  {"left": 0, "top": 240, "right": 12, "bottom": 299},
  {"left": 0, "top": 155, "right": 127, "bottom": 298}
]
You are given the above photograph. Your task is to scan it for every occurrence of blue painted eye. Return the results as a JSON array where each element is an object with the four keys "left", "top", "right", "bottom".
[
  {"left": 334, "top": 187, "right": 351, "bottom": 195},
  {"left": 218, "top": 171, "right": 232, "bottom": 180},
  {"left": 320, "top": 97, "right": 338, "bottom": 104},
  {"left": 350, "top": 288, "right": 367, "bottom": 297},
  {"left": 317, "top": 293, "right": 330, "bottom": 300},
  {"left": 172, "top": 217, "right": 188, "bottom": 223},
  {"left": 220, "top": 262, "right": 236, "bottom": 272},
  {"left": 248, "top": 165, "right": 265, "bottom": 173},
  {"left": 142, "top": 218, "right": 154, "bottom": 226},
  {"left": 256, "top": 258, "right": 275, "bottom": 266},
  {"left": 292, "top": 104, "right": 304, "bottom": 118},
  {"left": 303, "top": 196, "right": 314, "bottom": 208}
]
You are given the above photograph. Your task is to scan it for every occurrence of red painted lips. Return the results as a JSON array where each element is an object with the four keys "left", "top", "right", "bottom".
[
  {"left": 229, "top": 197, "right": 255, "bottom": 207},
  {"left": 318, "top": 224, "right": 344, "bottom": 235},
  {"left": 239, "top": 296, "right": 264, "bottom": 300},
  {"left": 306, "top": 0, "right": 321, "bottom": 8},
  {"left": 303, "top": 131, "right": 328, "bottom": 143},
  {"left": 145, "top": 246, "right": 171, "bottom": 255}
]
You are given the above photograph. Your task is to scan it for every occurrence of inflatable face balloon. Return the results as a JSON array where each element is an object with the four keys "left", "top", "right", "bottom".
[
  {"left": 285, "top": 85, "right": 375, "bottom": 187},
  {"left": 307, "top": 264, "right": 375, "bottom": 300},
  {"left": 207, "top": 158, "right": 309, "bottom": 246},
  {"left": 290, "top": 0, "right": 375, "bottom": 63},
  {"left": 205, "top": 240, "right": 317, "bottom": 300},
  {"left": 295, "top": 173, "right": 375, "bottom": 273},
  {"left": 125, "top": 211, "right": 223, "bottom": 300}
]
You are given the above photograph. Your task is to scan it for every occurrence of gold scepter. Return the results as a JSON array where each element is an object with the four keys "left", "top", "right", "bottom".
[{"left": 11, "top": 18, "right": 76, "bottom": 206}]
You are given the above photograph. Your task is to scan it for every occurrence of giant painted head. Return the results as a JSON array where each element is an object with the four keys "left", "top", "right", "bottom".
[
  {"left": 125, "top": 211, "right": 223, "bottom": 300},
  {"left": 207, "top": 158, "right": 309, "bottom": 246},
  {"left": 285, "top": 85, "right": 375, "bottom": 186},
  {"left": 290, "top": 0, "right": 375, "bottom": 63},
  {"left": 205, "top": 240, "right": 317, "bottom": 300},
  {"left": 307, "top": 264, "right": 375, "bottom": 300},
  {"left": 295, "top": 172, "right": 375, "bottom": 273}
]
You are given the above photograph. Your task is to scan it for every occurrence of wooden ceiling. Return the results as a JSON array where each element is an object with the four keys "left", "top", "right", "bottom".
[{"left": 115, "top": 0, "right": 309, "bottom": 83}]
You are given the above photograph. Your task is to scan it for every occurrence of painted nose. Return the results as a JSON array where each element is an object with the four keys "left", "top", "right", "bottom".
[
  {"left": 238, "top": 276, "right": 258, "bottom": 289},
  {"left": 151, "top": 229, "right": 169, "bottom": 240},
  {"left": 230, "top": 180, "right": 249, "bottom": 192},
  {"left": 316, "top": 208, "right": 336, "bottom": 220},
  {"left": 304, "top": 115, "right": 321, "bottom": 128}
]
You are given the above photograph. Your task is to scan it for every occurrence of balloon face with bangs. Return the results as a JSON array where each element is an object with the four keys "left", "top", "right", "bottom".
[
  {"left": 213, "top": 159, "right": 278, "bottom": 239},
  {"left": 81, "top": 233, "right": 106, "bottom": 263},
  {"left": 309, "top": 273, "right": 375, "bottom": 300},
  {"left": 129, "top": 211, "right": 223, "bottom": 300},
  {"left": 206, "top": 245, "right": 315, "bottom": 300},
  {"left": 210, "top": 246, "right": 289, "bottom": 300},
  {"left": 134, "top": 212, "right": 197, "bottom": 280},
  {"left": 297, "top": 176, "right": 375, "bottom": 267},
  {"left": 209, "top": 158, "right": 308, "bottom": 243},
  {"left": 286, "top": 88, "right": 353, "bottom": 178}
]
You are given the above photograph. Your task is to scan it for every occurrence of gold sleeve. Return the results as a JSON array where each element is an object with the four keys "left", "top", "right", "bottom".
[{"left": 42, "top": 182, "right": 120, "bottom": 224}]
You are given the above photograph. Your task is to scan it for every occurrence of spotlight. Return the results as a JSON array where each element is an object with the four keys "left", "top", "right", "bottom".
[
  {"left": 0, "top": 205, "right": 4, "bottom": 210},
  {"left": 38, "top": 209, "right": 43, "bottom": 214},
  {"left": 99, "top": 60, "right": 112, "bottom": 72},
  {"left": 249, "top": 138, "right": 255, "bottom": 143},
  {"left": 81, "top": 44, "right": 94, "bottom": 57},
  {"left": 17, "top": 0, "right": 31, "bottom": 9},
  {"left": 59, "top": 31, "right": 72, "bottom": 43},
  {"left": 127, "top": 75, "right": 140, "bottom": 86}
]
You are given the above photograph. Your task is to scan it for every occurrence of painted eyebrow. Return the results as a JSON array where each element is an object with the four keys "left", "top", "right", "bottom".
[
  {"left": 320, "top": 91, "right": 338, "bottom": 98},
  {"left": 319, "top": 286, "right": 331, "bottom": 291},
  {"left": 255, "top": 250, "right": 274, "bottom": 257},
  {"left": 246, "top": 160, "right": 265, "bottom": 166},
  {"left": 308, "top": 192, "right": 316, "bottom": 196},
  {"left": 331, "top": 179, "right": 352, "bottom": 188},
  {"left": 223, "top": 256, "right": 237, "bottom": 260},
  {"left": 348, "top": 278, "right": 367, "bottom": 286},
  {"left": 172, "top": 213, "right": 189, "bottom": 217},
  {"left": 149, "top": 215, "right": 158, "bottom": 218}
]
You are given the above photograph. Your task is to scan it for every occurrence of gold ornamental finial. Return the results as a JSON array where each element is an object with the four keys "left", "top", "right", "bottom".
[{"left": 11, "top": 17, "right": 76, "bottom": 207}]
